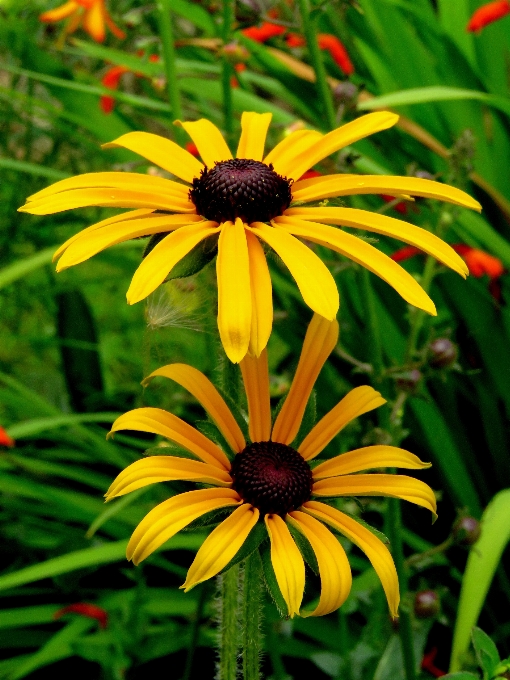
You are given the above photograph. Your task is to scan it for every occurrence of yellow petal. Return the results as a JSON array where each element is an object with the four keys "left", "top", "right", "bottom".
[
  {"left": 236, "top": 112, "right": 273, "bottom": 162},
  {"left": 246, "top": 231, "right": 272, "bottom": 357},
  {"left": 264, "top": 129, "right": 323, "bottom": 180},
  {"left": 290, "top": 175, "right": 482, "bottom": 213},
  {"left": 272, "top": 314, "right": 339, "bottom": 445},
  {"left": 109, "top": 407, "right": 231, "bottom": 470},
  {"left": 282, "top": 208, "right": 468, "bottom": 277},
  {"left": 248, "top": 222, "right": 339, "bottom": 321},
  {"left": 299, "top": 386, "right": 386, "bottom": 460},
  {"left": 103, "top": 131, "right": 204, "bottom": 183},
  {"left": 56, "top": 215, "right": 203, "bottom": 272},
  {"left": 127, "top": 488, "right": 241, "bottom": 565},
  {"left": 217, "top": 219, "right": 252, "bottom": 363},
  {"left": 288, "top": 112, "right": 399, "bottom": 181},
  {"left": 19, "top": 188, "right": 194, "bottom": 215},
  {"left": 239, "top": 349, "right": 272, "bottom": 443},
  {"left": 312, "top": 445, "right": 432, "bottom": 480},
  {"left": 287, "top": 511, "right": 352, "bottom": 616},
  {"left": 176, "top": 119, "right": 232, "bottom": 168},
  {"left": 303, "top": 501, "right": 399, "bottom": 618},
  {"left": 143, "top": 363, "right": 246, "bottom": 453},
  {"left": 312, "top": 474, "right": 437, "bottom": 518},
  {"left": 83, "top": 0, "right": 105, "bottom": 42},
  {"left": 265, "top": 514, "right": 305, "bottom": 617},
  {"left": 182, "top": 504, "right": 259, "bottom": 590},
  {"left": 105, "top": 456, "right": 232, "bottom": 500},
  {"left": 274, "top": 217, "right": 437, "bottom": 315},
  {"left": 127, "top": 222, "right": 220, "bottom": 304},
  {"left": 40, "top": 1, "right": 79, "bottom": 23}
]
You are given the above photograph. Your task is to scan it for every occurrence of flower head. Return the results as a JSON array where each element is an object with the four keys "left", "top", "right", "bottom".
[
  {"left": 0, "top": 427, "right": 14, "bottom": 448},
  {"left": 241, "top": 22, "right": 286, "bottom": 42},
  {"left": 106, "top": 314, "right": 437, "bottom": 618},
  {"left": 467, "top": 0, "right": 510, "bottom": 31},
  {"left": 286, "top": 32, "right": 355, "bottom": 75},
  {"left": 100, "top": 53, "right": 160, "bottom": 114},
  {"left": 20, "top": 112, "right": 480, "bottom": 363},
  {"left": 40, "top": 0, "right": 125, "bottom": 43}
]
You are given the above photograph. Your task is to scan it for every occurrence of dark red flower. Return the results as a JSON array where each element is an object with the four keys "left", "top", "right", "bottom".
[
  {"left": 0, "top": 427, "right": 14, "bottom": 448},
  {"left": 185, "top": 142, "right": 200, "bottom": 158},
  {"left": 421, "top": 647, "right": 446, "bottom": 678},
  {"left": 242, "top": 22, "right": 286, "bottom": 42},
  {"left": 381, "top": 194, "right": 408, "bottom": 214},
  {"left": 391, "top": 246, "right": 420, "bottom": 262},
  {"left": 55, "top": 603, "right": 108, "bottom": 629},
  {"left": 467, "top": 1, "right": 510, "bottom": 31},
  {"left": 299, "top": 169, "right": 322, "bottom": 181}
]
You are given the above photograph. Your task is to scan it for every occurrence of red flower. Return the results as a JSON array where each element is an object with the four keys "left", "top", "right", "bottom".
[
  {"left": 242, "top": 22, "right": 286, "bottom": 42},
  {"left": 381, "top": 194, "right": 408, "bottom": 215},
  {"left": 299, "top": 169, "right": 322, "bottom": 181},
  {"left": 55, "top": 603, "right": 108, "bottom": 629},
  {"left": 40, "top": 0, "right": 125, "bottom": 43},
  {"left": 467, "top": 0, "right": 510, "bottom": 31},
  {"left": 0, "top": 427, "right": 14, "bottom": 448},
  {"left": 391, "top": 244, "right": 505, "bottom": 281},
  {"left": 100, "top": 53, "right": 160, "bottom": 114},
  {"left": 285, "top": 33, "right": 306, "bottom": 48},
  {"left": 185, "top": 142, "right": 200, "bottom": 158},
  {"left": 286, "top": 32, "right": 354, "bottom": 75},
  {"left": 421, "top": 648, "right": 446, "bottom": 678}
]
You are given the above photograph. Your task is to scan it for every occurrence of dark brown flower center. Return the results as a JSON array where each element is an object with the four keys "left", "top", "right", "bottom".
[
  {"left": 230, "top": 441, "right": 313, "bottom": 517},
  {"left": 189, "top": 158, "right": 293, "bottom": 224}
]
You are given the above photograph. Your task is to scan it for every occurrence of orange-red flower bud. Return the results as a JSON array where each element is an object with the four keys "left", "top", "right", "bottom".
[
  {"left": 467, "top": 0, "right": 510, "bottom": 31},
  {"left": 0, "top": 427, "right": 14, "bottom": 448},
  {"left": 55, "top": 603, "right": 108, "bottom": 629},
  {"left": 242, "top": 22, "right": 286, "bottom": 42}
]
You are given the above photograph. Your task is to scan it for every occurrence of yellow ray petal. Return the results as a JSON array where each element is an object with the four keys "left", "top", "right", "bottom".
[
  {"left": 303, "top": 501, "right": 399, "bottom": 618},
  {"left": 312, "top": 474, "right": 437, "bottom": 518},
  {"left": 288, "top": 112, "right": 399, "bottom": 181},
  {"left": 176, "top": 119, "right": 232, "bottom": 168},
  {"left": 143, "top": 364, "right": 246, "bottom": 453},
  {"left": 246, "top": 231, "right": 273, "bottom": 357},
  {"left": 272, "top": 314, "right": 339, "bottom": 445},
  {"left": 182, "top": 504, "right": 259, "bottom": 590},
  {"left": 299, "top": 386, "right": 386, "bottom": 460},
  {"left": 312, "top": 446, "right": 432, "bottom": 480},
  {"left": 40, "top": 1, "right": 79, "bottom": 22},
  {"left": 281, "top": 208, "right": 468, "bottom": 277},
  {"left": 56, "top": 215, "right": 203, "bottom": 272},
  {"left": 127, "top": 488, "right": 241, "bottom": 565},
  {"left": 19, "top": 188, "right": 194, "bottom": 215},
  {"left": 264, "top": 129, "right": 323, "bottom": 180},
  {"left": 248, "top": 222, "right": 339, "bottom": 321},
  {"left": 239, "top": 349, "right": 272, "bottom": 443},
  {"left": 83, "top": 0, "right": 105, "bottom": 42},
  {"left": 217, "top": 219, "right": 252, "bottom": 363},
  {"left": 273, "top": 218, "right": 436, "bottom": 315},
  {"left": 265, "top": 514, "right": 305, "bottom": 617},
  {"left": 236, "top": 112, "right": 273, "bottom": 162},
  {"left": 103, "top": 131, "right": 204, "bottom": 183},
  {"left": 105, "top": 456, "right": 232, "bottom": 500},
  {"left": 287, "top": 511, "right": 352, "bottom": 616},
  {"left": 109, "top": 407, "right": 231, "bottom": 470},
  {"left": 27, "top": 172, "right": 189, "bottom": 203},
  {"left": 290, "top": 175, "right": 482, "bottom": 212},
  {"left": 127, "top": 222, "right": 220, "bottom": 304}
]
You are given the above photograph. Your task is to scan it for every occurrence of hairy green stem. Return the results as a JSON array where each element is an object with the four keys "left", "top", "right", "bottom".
[
  {"left": 221, "top": 0, "right": 235, "bottom": 148},
  {"left": 296, "top": 0, "right": 336, "bottom": 130},
  {"left": 157, "top": 0, "right": 185, "bottom": 143},
  {"left": 242, "top": 553, "right": 263, "bottom": 680},
  {"left": 216, "top": 565, "right": 240, "bottom": 680}
]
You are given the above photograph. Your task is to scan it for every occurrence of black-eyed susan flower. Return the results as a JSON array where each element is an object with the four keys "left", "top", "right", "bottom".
[
  {"left": 105, "top": 314, "right": 437, "bottom": 618},
  {"left": 19, "top": 112, "right": 480, "bottom": 363},
  {"left": 40, "top": 0, "right": 125, "bottom": 43}
]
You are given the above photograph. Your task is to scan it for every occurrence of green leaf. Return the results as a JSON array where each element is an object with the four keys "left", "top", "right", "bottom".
[
  {"left": 6, "top": 413, "right": 122, "bottom": 439},
  {"left": 0, "top": 247, "right": 59, "bottom": 291},
  {"left": 472, "top": 628, "right": 501, "bottom": 680},
  {"left": 261, "top": 543, "right": 288, "bottom": 617},
  {"left": 442, "top": 674, "right": 480, "bottom": 680},
  {"left": 0, "top": 158, "right": 69, "bottom": 180}
]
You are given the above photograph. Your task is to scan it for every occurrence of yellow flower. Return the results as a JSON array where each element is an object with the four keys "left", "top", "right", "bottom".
[
  {"left": 106, "top": 314, "right": 436, "bottom": 618},
  {"left": 19, "top": 112, "right": 480, "bottom": 363},
  {"left": 39, "top": 0, "right": 126, "bottom": 43}
]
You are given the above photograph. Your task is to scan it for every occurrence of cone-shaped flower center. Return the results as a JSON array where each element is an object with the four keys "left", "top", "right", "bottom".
[
  {"left": 230, "top": 441, "right": 313, "bottom": 516},
  {"left": 189, "top": 159, "right": 293, "bottom": 224}
]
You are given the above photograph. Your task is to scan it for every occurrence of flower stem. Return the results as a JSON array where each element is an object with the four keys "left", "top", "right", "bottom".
[
  {"left": 361, "top": 268, "right": 384, "bottom": 383},
  {"left": 296, "top": 0, "right": 336, "bottom": 131},
  {"left": 216, "top": 565, "right": 240, "bottom": 680},
  {"left": 242, "top": 553, "right": 263, "bottom": 680},
  {"left": 405, "top": 255, "right": 437, "bottom": 363},
  {"left": 157, "top": 0, "right": 185, "bottom": 143},
  {"left": 221, "top": 0, "right": 235, "bottom": 149}
]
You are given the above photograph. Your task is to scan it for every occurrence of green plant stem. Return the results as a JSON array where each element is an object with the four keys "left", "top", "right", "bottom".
[
  {"left": 217, "top": 565, "right": 240, "bottom": 680},
  {"left": 221, "top": 0, "right": 235, "bottom": 148},
  {"left": 182, "top": 584, "right": 208, "bottom": 680},
  {"left": 296, "top": 0, "right": 336, "bottom": 130},
  {"left": 157, "top": 0, "right": 185, "bottom": 143},
  {"left": 405, "top": 255, "right": 437, "bottom": 363},
  {"left": 242, "top": 553, "right": 263, "bottom": 680},
  {"left": 267, "top": 623, "right": 288, "bottom": 680},
  {"left": 361, "top": 268, "right": 384, "bottom": 383},
  {"left": 221, "top": 353, "right": 240, "bottom": 404}
]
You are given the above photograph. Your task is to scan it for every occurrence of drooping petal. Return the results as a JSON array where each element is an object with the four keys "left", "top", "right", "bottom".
[
  {"left": 40, "top": 1, "right": 79, "bottom": 22},
  {"left": 236, "top": 112, "right": 273, "bottom": 161},
  {"left": 105, "top": 456, "right": 232, "bottom": 500},
  {"left": 143, "top": 364, "right": 246, "bottom": 453},
  {"left": 263, "top": 129, "right": 323, "bottom": 180},
  {"left": 56, "top": 215, "right": 204, "bottom": 271},
  {"left": 109, "top": 407, "right": 231, "bottom": 470},
  {"left": 287, "top": 511, "right": 352, "bottom": 616},
  {"left": 273, "top": 217, "right": 436, "bottom": 315},
  {"left": 312, "top": 446, "right": 432, "bottom": 479},
  {"left": 272, "top": 314, "right": 339, "bottom": 445},
  {"left": 239, "top": 349, "right": 272, "bottom": 443},
  {"left": 290, "top": 175, "right": 482, "bottom": 213},
  {"left": 83, "top": 0, "right": 105, "bottom": 42},
  {"left": 127, "top": 222, "right": 220, "bottom": 304},
  {"left": 103, "top": 131, "right": 204, "bottom": 183},
  {"left": 246, "top": 230, "right": 273, "bottom": 356},
  {"left": 303, "top": 501, "right": 399, "bottom": 617},
  {"left": 216, "top": 219, "right": 252, "bottom": 363},
  {"left": 299, "top": 386, "right": 386, "bottom": 460},
  {"left": 182, "top": 504, "right": 259, "bottom": 590},
  {"left": 288, "top": 112, "right": 399, "bottom": 181},
  {"left": 281, "top": 208, "right": 469, "bottom": 277},
  {"left": 265, "top": 514, "right": 305, "bottom": 617},
  {"left": 312, "top": 475, "right": 437, "bottom": 518},
  {"left": 248, "top": 222, "right": 339, "bottom": 321},
  {"left": 176, "top": 119, "right": 233, "bottom": 168},
  {"left": 127, "top": 488, "right": 241, "bottom": 565},
  {"left": 103, "top": 7, "right": 126, "bottom": 39}
]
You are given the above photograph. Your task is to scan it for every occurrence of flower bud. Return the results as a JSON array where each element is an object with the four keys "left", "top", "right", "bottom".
[
  {"left": 220, "top": 42, "right": 250, "bottom": 64},
  {"left": 396, "top": 369, "right": 422, "bottom": 393},
  {"left": 414, "top": 590, "right": 440, "bottom": 619},
  {"left": 414, "top": 169, "right": 435, "bottom": 181},
  {"left": 333, "top": 81, "right": 358, "bottom": 105},
  {"left": 428, "top": 338, "right": 458, "bottom": 369},
  {"left": 452, "top": 516, "right": 481, "bottom": 546}
]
